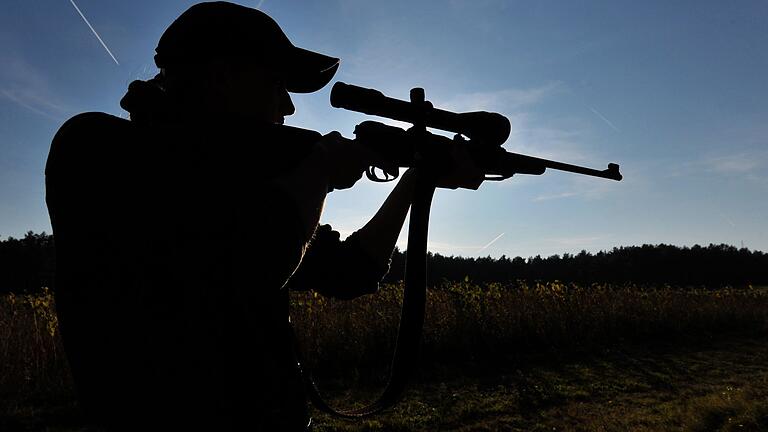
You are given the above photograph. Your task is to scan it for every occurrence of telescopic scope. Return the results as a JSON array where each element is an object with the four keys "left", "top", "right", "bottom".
[{"left": 331, "top": 82, "right": 511, "bottom": 147}]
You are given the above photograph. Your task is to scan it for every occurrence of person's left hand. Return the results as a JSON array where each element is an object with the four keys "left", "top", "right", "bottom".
[{"left": 434, "top": 140, "right": 485, "bottom": 190}]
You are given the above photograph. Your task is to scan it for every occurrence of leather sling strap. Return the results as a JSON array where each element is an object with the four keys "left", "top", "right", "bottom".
[{"left": 293, "top": 177, "right": 436, "bottom": 418}]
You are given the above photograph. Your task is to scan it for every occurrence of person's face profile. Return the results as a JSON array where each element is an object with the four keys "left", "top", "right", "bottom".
[{"left": 222, "top": 61, "right": 295, "bottom": 124}]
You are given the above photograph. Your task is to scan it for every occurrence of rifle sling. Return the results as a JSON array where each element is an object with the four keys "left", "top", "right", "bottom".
[{"left": 293, "top": 178, "right": 436, "bottom": 418}]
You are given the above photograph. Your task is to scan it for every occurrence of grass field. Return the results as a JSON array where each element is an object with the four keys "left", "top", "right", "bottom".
[
  {"left": 2, "top": 282, "right": 767, "bottom": 431},
  {"left": 312, "top": 337, "right": 768, "bottom": 431}
]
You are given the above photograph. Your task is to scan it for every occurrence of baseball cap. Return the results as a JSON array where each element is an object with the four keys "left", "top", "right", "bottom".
[{"left": 154, "top": 1, "right": 340, "bottom": 93}]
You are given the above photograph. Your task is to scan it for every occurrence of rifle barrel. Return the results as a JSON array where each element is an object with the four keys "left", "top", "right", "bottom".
[
  {"left": 491, "top": 151, "right": 623, "bottom": 181},
  {"left": 541, "top": 157, "right": 623, "bottom": 181}
]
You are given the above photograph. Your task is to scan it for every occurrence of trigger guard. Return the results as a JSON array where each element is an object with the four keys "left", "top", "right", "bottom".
[{"left": 366, "top": 166, "right": 398, "bottom": 182}]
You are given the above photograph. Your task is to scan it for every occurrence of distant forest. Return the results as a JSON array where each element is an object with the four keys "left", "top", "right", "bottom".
[{"left": 1, "top": 231, "right": 767, "bottom": 294}]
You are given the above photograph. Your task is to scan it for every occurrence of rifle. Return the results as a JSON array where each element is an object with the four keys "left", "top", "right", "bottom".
[
  {"left": 298, "top": 83, "right": 623, "bottom": 419},
  {"left": 330, "top": 82, "right": 622, "bottom": 183}
]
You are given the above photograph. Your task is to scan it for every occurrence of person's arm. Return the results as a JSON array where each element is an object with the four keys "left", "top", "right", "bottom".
[
  {"left": 349, "top": 168, "right": 417, "bottom": 267},
  {"left": 272, "top": 132, "right": 371, "bottom": 241},
  {"left": 280, "top": 134, "right": 485, "bottom": 298},
  {"left": 350, "top": 139, "right": 486, "bottom": 267},
  {"left": 284, "top": 170, "right": 417, "bottom": 299}
]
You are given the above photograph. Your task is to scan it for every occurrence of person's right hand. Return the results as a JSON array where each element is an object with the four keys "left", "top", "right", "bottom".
[{"left": 316, "top": 131, "right": 372, "bottom": 190}]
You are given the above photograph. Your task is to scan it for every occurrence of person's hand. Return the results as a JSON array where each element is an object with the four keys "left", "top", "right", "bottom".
[
  {"left": 316, "top": 131, "right": 371, "bottom": 190},
  {"left": 434, "top": 140, "right": 485, "bottom": 190}
]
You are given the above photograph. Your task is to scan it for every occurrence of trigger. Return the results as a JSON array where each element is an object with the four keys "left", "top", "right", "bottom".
[{"left": 384, "top": 166, "right": 400, "bottom": 181}]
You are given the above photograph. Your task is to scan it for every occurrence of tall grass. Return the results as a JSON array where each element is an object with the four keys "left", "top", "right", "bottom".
[
  {"left": 292, "top": 281, "right": 768, "bottom": 375},
  {"left": 2, "top": 282, "right": 768, "bottom": 401},
  {"left": 0, "top": 288, "right": 71, "bottom": 403}
]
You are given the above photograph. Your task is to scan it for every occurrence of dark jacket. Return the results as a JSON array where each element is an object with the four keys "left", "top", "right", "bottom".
[{"left": 45, "top": 82, "right": 387, "bottom": 430}]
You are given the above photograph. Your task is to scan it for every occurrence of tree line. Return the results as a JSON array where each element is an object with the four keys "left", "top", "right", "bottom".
[
  {"left": 1, "top": 231, "right": 766, "bottom": 294},
  {"left": 385, "top": 244, "right": 768, "bottom": 287}
]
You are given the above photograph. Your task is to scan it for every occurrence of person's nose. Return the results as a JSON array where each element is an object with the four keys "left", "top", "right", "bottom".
[{"left": 281, "top": 89, "right": 295, "bottom": 117}]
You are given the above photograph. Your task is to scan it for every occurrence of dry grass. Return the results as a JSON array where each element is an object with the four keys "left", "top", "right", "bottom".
[
  {"left": 0, "top": 288, "right": 71, "bottom": 400},
  {"left": 290, "top": 281, "right": 768, "bottom": 374},
  {"left": 2, "top": 282, "right": 768, "bottom": 431},
  {"left": 311, "top": 338, "right": 768, "bottom": 431}
]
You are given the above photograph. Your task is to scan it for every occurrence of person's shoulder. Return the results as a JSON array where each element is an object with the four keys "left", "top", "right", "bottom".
[
  {"left": 51, "top": 112, "right": 136, "bottom": 156},
  {"left": 54, "top": 112, "right": 132, "bottom": 142},
  {"left": 47, "top": 113, "right": 136, "bottom": 175}
]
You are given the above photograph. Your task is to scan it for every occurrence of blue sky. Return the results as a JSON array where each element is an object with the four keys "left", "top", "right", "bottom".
[{"left": 1, "top": 0, "right": 766, "bottom": 258}]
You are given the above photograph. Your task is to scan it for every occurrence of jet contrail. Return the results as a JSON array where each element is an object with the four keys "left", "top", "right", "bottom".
[
  {"left": 477, "top": 233, "right": 505, "bottom": 254},
  {"left": 590, "top": 107, "right": 620, "bottom": 133},
  {"left": 69, "top": 0, "right": 120, "bottom": 65},
  {"left": 721, "top": 213, "right": 736, "bottom": 228},
  {"left": 256, "top": 0, "right": 266, "bottom": 9}
]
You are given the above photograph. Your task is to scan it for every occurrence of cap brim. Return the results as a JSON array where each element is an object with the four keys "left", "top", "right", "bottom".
[{"left": 283, "top": 46, "right": 340, "bottom": 94}]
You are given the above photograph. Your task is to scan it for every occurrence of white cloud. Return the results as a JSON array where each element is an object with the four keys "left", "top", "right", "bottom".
[
  {"left": 672, "top": 149, "right": 768, "bottom": 185},
  {"left": 508, "top": 118, "right": 589, "bottom": 162},
  {"left": 666, "top": 116, "right": 768, "bottom": 184},
  {"left": 432, "top": 83, "right": 594, "bottom": 165},
  {"left": 533, "top": 174, "right": 620, "bottom": 202},
  {"left": 436, "top": 81, "right": 563, "bottom": 114},
  {"left": 533, "top": 191, "right": 580, "bottom": 201},
  {"left": 430, "top": 82, "right": 620, "bottom": 199},
  {"left": 0, "top": 57, "right": 72, "bottom": 122},
  {"left": 1, "top": 89, "right": 63, "bottom": 122},
  {"left": 704, "top": 152, "right": 763, "bottom": 174}
]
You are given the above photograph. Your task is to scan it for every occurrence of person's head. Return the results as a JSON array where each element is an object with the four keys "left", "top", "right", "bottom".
[
  {"left": 158, "top": 58, "right": 296, "bottom": 124},
  {"left": 153, "top": 2, "right": 339, "bottom": 123}
]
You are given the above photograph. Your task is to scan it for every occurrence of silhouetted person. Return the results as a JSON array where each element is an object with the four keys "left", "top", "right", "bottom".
[{"left": 45, "top": 2, "right": 482, "bottom": 430}]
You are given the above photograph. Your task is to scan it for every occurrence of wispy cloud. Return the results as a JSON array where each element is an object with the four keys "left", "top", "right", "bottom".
[
  {"left": 704, "top": 153, "right": 762, "bottom": 175},
  {"left": 436, "top": 83, "right": 595, "bottom": 166},
  {"left": 589, "top": 106, "right": 620, "bottom": 133},
  {"left": 0, "top": 57, "right": 71, "bottom": 122},
  {"left": 666, "top": 116, "right": 768, "bottom": 184},
  {"left": 434, "top": 83, "right": 621, "bottom": 207},
  {"left": 533, "top": 173, "right": 621, "bottom": 202},
  {"left": 705, "top": 152, "right": 768, "bottom": 186},
  {"left": 437, "top": 82, "right": 563, "bottom": 114},
  {"left": 533, "top": 191, "right": 580, "bottom": 201},
  {"left": 508, "top": 118, "right": 589, "bottom": 162},
  {"left": 671, "top": 150, "right": 768, "bottom": 185},
  {"left": 1, "top": 89, "right": 63, "bottom": 122},
  {"left": 255, "top": 0, "right": 266, "bottom": 10},
  {"left": 69, "top": 0, "right": 120, "bottom": 66}
]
